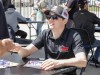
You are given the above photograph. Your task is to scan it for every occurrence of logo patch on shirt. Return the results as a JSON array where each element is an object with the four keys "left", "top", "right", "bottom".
[{"left": 59, "top": 45, "right": 69, "bottom": 52}]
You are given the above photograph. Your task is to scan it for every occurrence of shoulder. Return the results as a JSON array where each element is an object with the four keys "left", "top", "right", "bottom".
[
  {"left": 68, "top": 28, "right": 80, "bottom": 38},
  {"left": 69, "top": 28, "right": 78, "bottom": 34},
  {"left": 90, "top": 12, "right": 97, "bottom": 17},
  {"left": 73, "top": 11, "right": 79, "bottom": 16},
  {"left": 83, "top": 11, "right": 96, "bottom": 16},
  {"left": 42, "top": 29, "right": 51, "bottom": 35}
]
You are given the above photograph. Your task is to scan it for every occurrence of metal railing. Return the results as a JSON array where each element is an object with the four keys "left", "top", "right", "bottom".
[{"left": 12, "top": 0, "right": 100, "bottom": 18}]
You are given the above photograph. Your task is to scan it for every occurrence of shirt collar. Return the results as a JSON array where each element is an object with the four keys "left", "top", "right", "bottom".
[{"left": 49, "top": 27, "right": 69, "bottom": 40}]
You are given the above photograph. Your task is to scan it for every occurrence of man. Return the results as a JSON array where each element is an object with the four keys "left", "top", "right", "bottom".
[
  {"left": 5, "top": 4, "right": 27, "bottom": 38},
  {"left": 13, "top": 6, "right": 87, "bottom": 75},
  {"left": 31, "top": 0, "right": 47, "bottom": 35},
  {"left": 73, "top": 0, "right": 100, "bottom": 63}
]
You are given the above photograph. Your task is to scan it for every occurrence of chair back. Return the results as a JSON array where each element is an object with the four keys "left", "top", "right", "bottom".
[
  {"left": 70, "top": 28, "right": 93, "bottom": 56},
  {"left": 0, "top": 2, "right": 9, "bottom": 39}
]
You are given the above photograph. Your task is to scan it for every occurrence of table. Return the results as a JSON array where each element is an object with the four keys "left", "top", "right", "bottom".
[
  {"left": 0, "top": 66, "right": 76, "bottom": 75},
  {"left": 19, "top": 18, "right": 46, "bottom": 39},
  {"left": 0, "top": 53, "right": 76, "bottom": 75}
]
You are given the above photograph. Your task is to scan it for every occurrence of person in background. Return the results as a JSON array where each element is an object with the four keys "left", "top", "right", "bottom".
[
  {"left": 64, "top": 0, "right": 79, "bottom": 28},
  {"left": 5, "top": 4, "right": 27, "bottom": 39},
  {"left": 73, "top": 0, "right": 100, "bottom": 64},
  {"left": 31, "top": 0, "right": 47, "bottom": 36},
  {"left": 12, "top": 6, "right": 87, "bottom": 75}
]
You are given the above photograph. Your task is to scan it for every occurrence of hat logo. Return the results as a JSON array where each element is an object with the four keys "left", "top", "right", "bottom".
[
  {"left": 63, "top": 11, "right": 68, "bottom": 17},
  {"left": 61, "top": 9, "right": 69, "bottom": 20}
]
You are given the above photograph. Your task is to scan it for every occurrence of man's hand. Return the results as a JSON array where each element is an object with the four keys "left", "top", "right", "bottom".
[
  {"left": 40, "top": 59, "right": 64, "bottom": 70},
  {"left": 2, "top": 38, "right": 15, "bottom": 51},
  {"left": 0, "top": 39, "right": 15, "bottom": 57}
]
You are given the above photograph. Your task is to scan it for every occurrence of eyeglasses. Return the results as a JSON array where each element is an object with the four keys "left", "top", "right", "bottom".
[{"left": 46, "top": 15, "right": 64, "bottom": 20}]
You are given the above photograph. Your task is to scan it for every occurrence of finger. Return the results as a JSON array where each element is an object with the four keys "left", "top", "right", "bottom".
[
  {"left": 44, "top": 64, "right": 55, "bottom": 70},
  {"left": 41, "top": 60, "right": 54, "bottom": 70},
  {"left": 10, "top": 43, "right": 22, "bottom": 52},
  {"left": 2, "top": 39, "right": 14, "bottom": 51},
  {"left": 41, "top": 59, "right": 52, "bottom": 67}
]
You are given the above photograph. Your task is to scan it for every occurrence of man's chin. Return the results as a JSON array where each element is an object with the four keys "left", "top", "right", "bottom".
[{"left": 49, "top": 26, "right": 54, "bottom": 29}]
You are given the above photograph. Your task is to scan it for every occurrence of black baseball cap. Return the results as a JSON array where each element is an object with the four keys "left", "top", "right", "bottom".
[{"left": 44, "top": 6, "right": 69, "bottom": 20}]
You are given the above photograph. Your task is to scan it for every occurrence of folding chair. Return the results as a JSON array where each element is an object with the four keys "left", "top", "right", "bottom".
[{"left": 70, "top": 28, "right": 96, "bottom": 75}]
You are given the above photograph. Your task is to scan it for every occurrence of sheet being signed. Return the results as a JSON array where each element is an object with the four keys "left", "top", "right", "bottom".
[{"left": 24, "top": 60, "right": 44, "bottom": 69}]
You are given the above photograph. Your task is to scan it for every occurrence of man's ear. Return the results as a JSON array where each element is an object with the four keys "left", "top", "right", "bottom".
[{"left": 64, "top": 19, "right": 68, "bottom": 25}]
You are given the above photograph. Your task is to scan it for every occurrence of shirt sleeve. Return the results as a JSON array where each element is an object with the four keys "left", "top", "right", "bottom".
[
  {"left": 32, "top": 30, "right": 45, "bottom": 49},
  {"left": 16, "top": 12, "right": 27, "bottom": 22},
  {"left": 72, "top": 32, "right": 85, "bottom": 54}
]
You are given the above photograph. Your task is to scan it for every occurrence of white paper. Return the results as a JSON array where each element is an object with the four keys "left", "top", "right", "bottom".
[
  {"left": 0, "top": 59, "right": 19, "bottom": 69},
  {"left": 24, "top": 60, "right": 44, "bottom": 69}
]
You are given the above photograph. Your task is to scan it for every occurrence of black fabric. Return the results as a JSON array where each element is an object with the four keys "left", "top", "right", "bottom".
[
  {"left": 15, "top": 30, "right": 27, "bottom": 38},
  {"left": 0, "top": 1, "right": 9, "bottom": 39},
  {"left": 78, "top": 0, "right": 87, "bottom": 5},
  {"left": 67, "top": 0, "right": 79, "bottom": 20},
  {"left": 73, "top": 9, "right": 100, "bottom": 44}
]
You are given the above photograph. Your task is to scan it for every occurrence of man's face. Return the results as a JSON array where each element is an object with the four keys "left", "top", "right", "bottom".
[{"left": 46, "top": 12, "right": 67, "bottom": 30}]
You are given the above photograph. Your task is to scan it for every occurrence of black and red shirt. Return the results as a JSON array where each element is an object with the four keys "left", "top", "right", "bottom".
[{"left": 32, "top": 28, "right": 85, "bottom": 59}]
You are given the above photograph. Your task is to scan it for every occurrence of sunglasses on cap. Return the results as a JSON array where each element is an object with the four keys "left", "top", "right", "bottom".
[{"left": 46, "top": 14, "right": 64, "bottom": 20}]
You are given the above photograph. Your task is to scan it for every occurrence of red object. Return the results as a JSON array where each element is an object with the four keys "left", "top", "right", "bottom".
[{"left": 59, "top": 45, "right": 69, "bottom": 52}]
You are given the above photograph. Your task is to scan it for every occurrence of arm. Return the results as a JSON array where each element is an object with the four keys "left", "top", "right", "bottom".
[
  {"left": 17, "top": 44, "right": 38, "bottom": 58},
  {"left": 41, "top": 52, "right": 87, "bottom": 70},
  {"left": 30, "top": 9, "right": 37, "bottom": 17},
  {"left": 16, "top": 31, "right": 45, "bottom": 58},
  {"left": 16, "top": 12, "right": 27, "bottom": 22},
  {"left": 56, "top": 52, "right": 87, "bottom": 68},
  {"left": 0, "top": 40, "right": 6, "bottom": 57},
  {"left": 67, "top": 0, "right": 75, "bottom": 11},
  {"left": 0, "top": 39, "right": 15, "bottom": 57}
]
